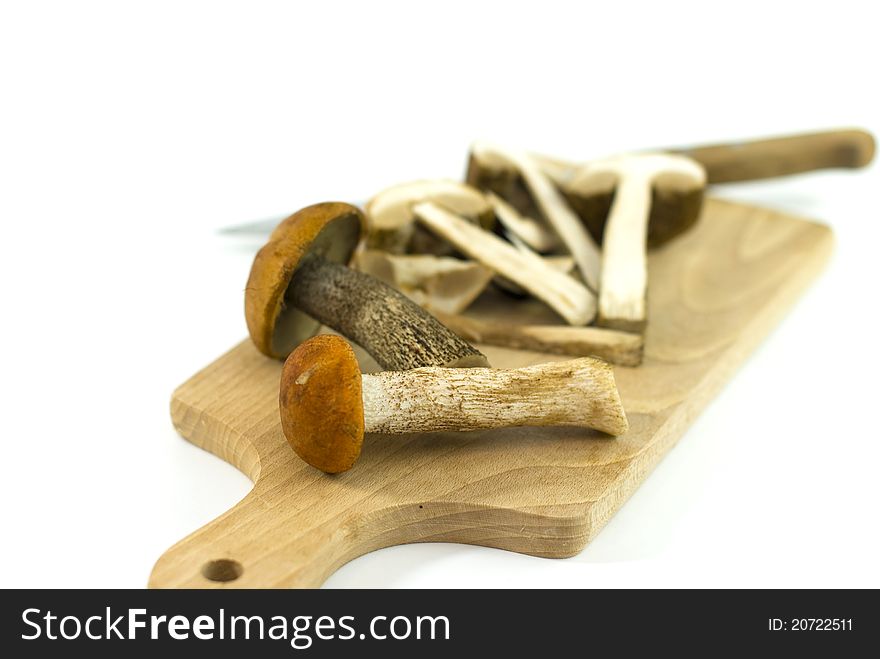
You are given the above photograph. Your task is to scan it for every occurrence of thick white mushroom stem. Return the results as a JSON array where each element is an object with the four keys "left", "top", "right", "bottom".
[
  {"left": 576, "top": 153, "right": 705, "bottom": 332},
  {"left": 361, "top": 358, "right": 628, "bottom": 436},
  {"left": 471, "top": 141, "right": 602, "bottom": 292},
  {"left": 413, "top": 201, "right": 596, "bottom": 326}
]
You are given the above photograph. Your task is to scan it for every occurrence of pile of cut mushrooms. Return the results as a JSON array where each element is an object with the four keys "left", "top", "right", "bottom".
[
  {"left": 356, "top": 141, "right": 707, "bottom": 367},
  {"left": 241, "top": 128, "right": 875, "bottom": 472}
]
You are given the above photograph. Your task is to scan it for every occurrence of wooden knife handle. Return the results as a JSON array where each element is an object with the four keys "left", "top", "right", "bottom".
[{"left": 669, "top": 129, "right": 875, "bottom": 183}]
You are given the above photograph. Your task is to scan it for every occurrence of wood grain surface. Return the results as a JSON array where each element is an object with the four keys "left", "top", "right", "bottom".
[{"left": 150, "top": 198, "right": 832, "bottom": 588}]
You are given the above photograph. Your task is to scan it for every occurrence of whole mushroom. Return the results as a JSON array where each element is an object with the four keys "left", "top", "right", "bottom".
[
  {"left": 245, "top": 202, "right": 488, "bottom": 370},
  {"left": 281, "top": 335, "right": 628, "bottom": 473}
]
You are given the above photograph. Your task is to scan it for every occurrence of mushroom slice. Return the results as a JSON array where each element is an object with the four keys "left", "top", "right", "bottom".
[
  {"left": 434, "top": 312, "right": 644, "bottom": 367},
  {"left": 470, "top": 147, "right": 578, "bottom": 191},
  {"left": 486, "top": 192, "right": 559, "bottom": 253},
  {"left": 413, "top": 201, "right": 596, "bottom": 326},
  {"left": 529, "top": 153, "right": 580, "bottom": 186},
  {"left": 469, "top": 141, "right": 601, "bottom": 292},
  {"left": 468, "top": 144, "right": 701, "bottom": 247},
  {"left": 563, "top": 160, "right": 705, "bottom": 249},
  {"left": 354, "top": 250, "right": 493, "bottom": 315},
  {"left": 494, "top": 245, "right": 576, "bottom": 298},
  {"left": 364, "top": 179, "right": 494, "bottom": 254},
  {"left": 569, "top": 153, "right": 706, "bottom": 332}
]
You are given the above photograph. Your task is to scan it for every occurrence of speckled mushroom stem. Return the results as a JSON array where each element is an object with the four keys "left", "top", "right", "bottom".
[
  {"left": 288, "top": 255, "right": 488, "bottom": 371},
  {"left": 360, "top": 358, "right": 628, "bottom": 436}
]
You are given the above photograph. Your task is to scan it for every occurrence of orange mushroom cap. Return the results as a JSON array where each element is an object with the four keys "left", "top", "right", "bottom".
[
  {"left": 279, "top": 335, "right": 365, "bottom": 474},
  {"left": 245, "top": 202, "right": 366, "bottom": 359}
]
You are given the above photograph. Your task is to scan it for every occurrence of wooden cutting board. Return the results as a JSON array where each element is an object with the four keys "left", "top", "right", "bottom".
[{"left": 150, "top": 198, "right": 832, "bottom": 588}]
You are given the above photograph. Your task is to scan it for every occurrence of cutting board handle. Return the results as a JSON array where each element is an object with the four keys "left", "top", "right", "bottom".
[
  {"left": 671, "top": 128, "right": 875, "bottom": 183},
  {"left": 148, "top": 485, "right": 356, "bottom": 588}
]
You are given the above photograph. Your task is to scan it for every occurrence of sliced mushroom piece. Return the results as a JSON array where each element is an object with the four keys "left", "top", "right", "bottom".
[
  {"left": 470, "top": 147, "right": 578, "bottom": 190},
  {"left": 493, "top": 247, "right": 576, "bottom": 298},
  {"left": 486, "top": 192, "right": 559, "bottom": 253},
  {"left": 569, "top": 154, "right": 706, "bottom": 332},
  {"left": 281, "top": 335, "right": 628, "bottom": 473},
  {"left": 563, "top": 163, "right": 705, "bottom": 250},
  {"left": 482, "top": 205, "right": 573, "bottom": 295},
  {"left": 467, "top": 145, "right": 539, "bottom": 219},
  {"left": 434, "top": 312, "right": 644, "bottom": 367},
  {"left": 468, "top": 141, "right": 601, "bottom": 292},
  {"left": 468, "top": 145, "right": 702, "bottom": 247},
  {"left": 354, "top": 250, "right": 493, "bottom": 315},
  {"left": 245, "top": 202, "right": 488, "bottom": 369},
  {"left": 364, "top": 179, "right": 494, "bottom": 254},
  {"left": 413, "top": 201, "right": 596, "bottom": 326}
]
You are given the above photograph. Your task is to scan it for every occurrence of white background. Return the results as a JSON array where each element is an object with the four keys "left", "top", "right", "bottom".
[{"left": 1, "top": 0, "right": 878, "bottom": 588}]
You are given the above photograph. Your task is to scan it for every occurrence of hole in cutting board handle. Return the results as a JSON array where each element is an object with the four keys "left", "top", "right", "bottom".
[{"left": 201, "top": 559, "right": 243, "bottom": 583}]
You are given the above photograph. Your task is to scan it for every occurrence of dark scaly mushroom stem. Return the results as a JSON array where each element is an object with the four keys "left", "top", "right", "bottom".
[{"left": 288, "top": 255, "right": 488, "bottom": 371}]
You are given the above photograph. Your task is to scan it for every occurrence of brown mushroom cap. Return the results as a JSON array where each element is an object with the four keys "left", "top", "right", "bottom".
[
  {"left": 280, "top": 335, "right": 365, "bottom": 474},
  {"left": 245, "top": 202, "right": 365, "bottom": 359}
]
